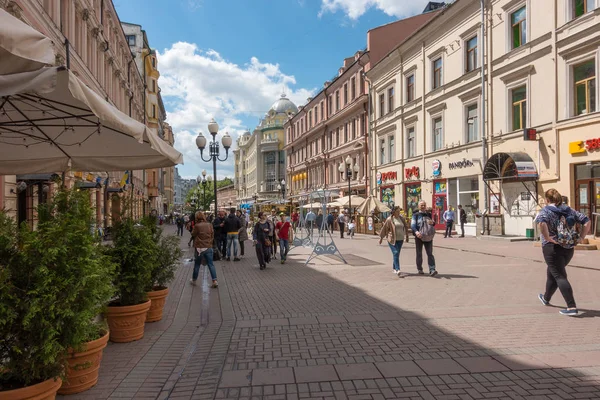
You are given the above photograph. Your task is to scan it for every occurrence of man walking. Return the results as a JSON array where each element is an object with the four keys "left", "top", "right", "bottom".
[
  {"left": 223, "top": 207, "right": 242, "bottom": 261},
  {"left": 411, "top": 200, "right": 438, "bottom": 276},
  {"left": 458, "top": 205, "right": 467, "bottom": 237},
  {"left": 338, "top": 210, "right": 346, "bottom": 239},
  {"left": 275, "top": 213, "right": 291, "bottom": 264},
  {"left": 443, "top": 206, "right": 455, "bottom": 238},
  {"left": 176, "top": 214, "right": 184, "bottom": 236},
  {"left": 292, "top": 209, "right": 300, "bottom": 232},
  {"left": 212, "top": 210, "right": 227, "bottom": 258},
  {"left": 327, "top": 211, "right": 334, "bottom": 234},
  {"left": 268, "top": 209, "right": 278, "bottom": 259},
  {"left": 305, "top": 209, "right": 316, "bottom": 238}
]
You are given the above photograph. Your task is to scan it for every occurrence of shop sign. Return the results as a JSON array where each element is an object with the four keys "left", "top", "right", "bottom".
[
  {"left": 448, "top": 158, "right": 474, "bottom": 170},
  {"left": 381, "top": 171, "right": 397, "bottom": 182},
  {"left": 515, "top": 161, "right": 537, "bottom": 178},
  {"left": 405, "top": 166, "right": 420, "bottom": 179},
  {"left": 376, "top": 171, "right": 382, "bottom": 185},
  {"left": 569, "top": 139, "right": 600, "bottom": 154},
  {"left": 432, "top": 159, "right": 442, "bottom": 177}
]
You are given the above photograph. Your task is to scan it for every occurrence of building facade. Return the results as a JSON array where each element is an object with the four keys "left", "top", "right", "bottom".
[
  {"left": 217, "top": 184, "right": 237, "bottom": 210},
  {"left": 1, "top": 0, "right": 147, "bottom": 228},
  {"left": 368, "top": 0, "right": 600, "bottom": 236},
  {"left": 234, "top": 94, "right": 298, "bottom": 206}
]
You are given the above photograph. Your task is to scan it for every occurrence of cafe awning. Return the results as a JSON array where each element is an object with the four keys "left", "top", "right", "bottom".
[{"left": 483, "top": 152, "right": 538, "bottom": 182}]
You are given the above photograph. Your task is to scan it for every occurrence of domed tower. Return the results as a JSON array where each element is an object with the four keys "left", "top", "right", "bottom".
[{"left": 269, "top": 93, "right": 299, "bottom": 116}]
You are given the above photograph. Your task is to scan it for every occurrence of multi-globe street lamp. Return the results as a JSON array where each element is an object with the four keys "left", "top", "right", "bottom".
[
  {"left": 277, "top": 179, "right": 286, "bottom": 214},
  {"left": 197, "top": 169, "right": 211, "bottom": 211},
  {"left": 196, "top": 118, "right": 232, "bottom": 215},
  {"left": 252, "top": 193, "right": 259, "bottom": 215},
  {"left": 339, "top": 155, "right": 359, "bottom": 215}
]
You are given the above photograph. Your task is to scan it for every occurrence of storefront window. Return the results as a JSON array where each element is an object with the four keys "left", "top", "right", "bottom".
[
  {"left": 405, "top": 183, "right": 421, "bottom": 219},
  {"left": 458, "top": 177, "right": 479, "bottom": 223}
]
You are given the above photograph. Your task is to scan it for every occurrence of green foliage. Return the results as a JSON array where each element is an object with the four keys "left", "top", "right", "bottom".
[
  {"left": 140, "top": 216, "right": 183, "bottom": 290},
  {"left": 106, "top": 217, "right": 155, "bottom": 306},
  {"left": 0, "top": 189, "right": 116, "bottom": 389}
]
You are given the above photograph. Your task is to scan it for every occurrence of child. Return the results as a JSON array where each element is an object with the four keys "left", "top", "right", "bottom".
[{"left": 348, "top": 217, "right": 356, "bottom": 239}]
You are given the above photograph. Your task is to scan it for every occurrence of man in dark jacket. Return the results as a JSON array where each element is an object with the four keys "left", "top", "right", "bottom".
[
  {"left": 327, "top": 212, "right": 334, "bottom": 234},
  {"left": 176, "top": 214, "right": 184, "bottom": 236},
  {"left": 223, "top": 208, "right": 242, "bottom": 261},
  {"left": 458, "top": 205, "right": 467, "bottom": 238},
  {"left": 212, "top": 210, "right": 227, "bottom": 258}
]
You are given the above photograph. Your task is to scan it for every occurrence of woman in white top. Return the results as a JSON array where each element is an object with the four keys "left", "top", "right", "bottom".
[{"left": 379, "top": 206, "right": 410, "bottom": 278}]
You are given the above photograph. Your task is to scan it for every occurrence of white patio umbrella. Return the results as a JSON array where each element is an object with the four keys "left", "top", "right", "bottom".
[
  {"left": 0, "top": 67, "right": 183, "bottom": 174},
  {"left": 357, "top": 195, "right": 392, "bottom": 215},
  {"left": 301, "top": 202, "right": 322, "bottom": 209},
  {"left": 334, "top": 195, "right": 366, "bottom": 208},
  {"left": 0, "top": 9, "right": 55, "bottom": 74}
]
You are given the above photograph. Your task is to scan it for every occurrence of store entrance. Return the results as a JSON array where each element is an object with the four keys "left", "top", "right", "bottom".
[
  {"left": 432, "top": 179, "right": 447, "bottom": 230},
  {"left": 575, "top": 179, "right": 600, "bottom": 236}
]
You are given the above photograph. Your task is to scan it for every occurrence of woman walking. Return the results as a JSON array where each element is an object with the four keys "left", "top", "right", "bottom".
[
  {"left": 535, "top": 189, "right": 590, "bottom": 316},
  {"left": 236, "top": 210, "right": 248, "bottom": 258},
  {"left": 191, "top": 211, "right": 218, "bottom": 288},
  {"left": 379, "top": 206, "right": 410, "bottom": 277},
  {"left": 253, "top": 212, "right": 272, "bottom": 270}
]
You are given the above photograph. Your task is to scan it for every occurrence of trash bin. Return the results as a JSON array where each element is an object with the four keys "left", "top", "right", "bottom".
[{"left": 525, "top": 228, "right": 534, "bottom": 239}]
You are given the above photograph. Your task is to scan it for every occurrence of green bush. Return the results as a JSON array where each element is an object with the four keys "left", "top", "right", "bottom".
[
  {"left": 140, "top": 215, "right": 182, "bottom": 291},
  {"left": 107, "top": 217, "right": 155, "bottom": 306},
  {"left": 0, "top": 189, "right": 115, "bottom": 389}
]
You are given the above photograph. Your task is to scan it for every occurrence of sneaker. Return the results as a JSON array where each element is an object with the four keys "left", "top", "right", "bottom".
[
  {"left": 281, "top": 260, "right": 284, "bottom": 264},
  {"left": 429, "top": 270, "right": 438, "bottom": 277},
  {"left": 189, "top": 279, "right": 197, "bottom": 286},
  {"left": 226, "top": 257, "right": 231, "bottom": 261},
  {"left": 233, "top": 258, "right": 241, "bottom": 262},
  {"left": 538, "top": 294, "right": 549, "bottom": 306},
  {"left": 559, "top": 309, "right": 578, "bottom": 316},
  {"left": 211, "top": 280, "right": 218, "bottom": 288},
  {"left": 417, "top": 270, "right": 425, "bottom": 275},
  {"left": 392, "top": 270, "right": 398, "bottom": 274},
  {"left": 260, "top": 265, "right": 266, "bottom": 270},
  {"left": 398, "top": 272, "right": 405, "bottom": 278}
]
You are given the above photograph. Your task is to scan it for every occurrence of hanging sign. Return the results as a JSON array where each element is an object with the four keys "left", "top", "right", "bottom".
[
  {"left": 376, "top": 172, "right": 382, "bottom": 185},
  {"left": 432, "top": 159, "right": 442, "bottom": 177},
  {"left": 448, "top": 158, "right": 474, "bottom": 170},
  {"left": 405, "top": 166, "right": 420, "bottom": 179}
]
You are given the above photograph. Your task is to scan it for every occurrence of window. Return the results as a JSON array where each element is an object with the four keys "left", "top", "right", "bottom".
[
  {"left": 343, "top": 83, "right": 348, "bottom": 105},
  {"left": 388, "top": 87, "right": 394, "bottom": 114},
  {"left": 151, "top": 79, "right": 156, "bottom": 93},
  {"left": 351, "top": 77, "right": 356, "bottom": 99},
  {"left": 573, "top": 0, "right": 595, "bottom": 18},
  {"left": 388, "top": 135, "right": 395, "bottom": 162},
  {"left": 335, "top": 91, "right": 340, "bottom": 111},
  {"left": 352, "top": 119, "right": 356, "bottom": 139},
  {"left": 335, "top": 128, "right": 339, "bottom": 145},
  {"left": 433, "top": 58, "right": 442, "bottom": 89},
  {"left": 151, "top": 57, "right": 156, "bottom": 68},
  {"left": 344, "top": 123, "right": 348, "bottom": 142},
  {"left": 432, "top": 117, "right": 443, "bottom": 151},
  {"left": 329, "top": 131, "right": 332, "bottom": 148},
  {"left": 511, "top": 85, "right": 527, "bottom": 130},
  {"left": 406, "top": 127, "right": 416, "bottom": 158},
  {"left": 309, "top": 111, "right": 312, "bottom": 128},
  {"left": 466, "top": 36, "right": 478, "bottom": 72},
  {"left": 320, "top": 102, "right": 324, "bottom": 121},
  {"left": 511, "top": 7, "right": 527, "bottom": 49},
  {"left": 574, "top": 60, "right": 596, "bottom": 115},
  {"left": 379, "top": 94, "right": 385, "bottom": 118},
  {"left": 466, "top": 104, "right": 479, "bottom": 142},
  {"left": 406, "top": 75, "right": 415, "bottom": 102},
  {"left": 380, "top": 138, "right": 386, "bottom": 165},
  {"left": 151, "top": 104, "right": 156, "bottom": 118},
  {"left": 328, "top": 96, "right": 333, "bottom": 116}
]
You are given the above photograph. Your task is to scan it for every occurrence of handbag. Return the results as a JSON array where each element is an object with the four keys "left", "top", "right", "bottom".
[{"left": 264, "top": 238, "right": 272, "bottom": 247}]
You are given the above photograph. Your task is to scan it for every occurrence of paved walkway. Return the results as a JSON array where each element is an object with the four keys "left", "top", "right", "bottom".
[{"left": 60, "top": 226, "right": 600, "bottom": 399}]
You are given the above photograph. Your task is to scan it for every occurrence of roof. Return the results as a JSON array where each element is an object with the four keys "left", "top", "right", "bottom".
[{"left": 270, "top": 94, "right": 298, "bottom": 115}]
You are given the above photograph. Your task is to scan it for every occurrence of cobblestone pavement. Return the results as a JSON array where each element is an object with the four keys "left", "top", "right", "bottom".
[{"left": 60, "top": 227, "right": 600, "bottom": 399}]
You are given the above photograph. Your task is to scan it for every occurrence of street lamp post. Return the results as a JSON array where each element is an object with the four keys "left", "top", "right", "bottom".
[
  {"left": 339, "top": 155, "right": 359, "bottom": 216},
  {"left": 197, "top": 169, "right": 210, "bottom": 211},
  {"left": 196, "top": 118, "right": 232, "bottom": 216},
  {"left": 252, "top": 193, "right": 259, "bottom": 215},
  {"left": 277, "top": 179, "right": 286, "bottom": 213}
]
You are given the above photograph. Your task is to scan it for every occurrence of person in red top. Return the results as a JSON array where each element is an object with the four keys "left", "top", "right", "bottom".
[
  {"left": 291, "top": 209, "right": 299, "bottom": 232},
  {"left": 275, "top": 213, "right": 292, "bottom": 264}
]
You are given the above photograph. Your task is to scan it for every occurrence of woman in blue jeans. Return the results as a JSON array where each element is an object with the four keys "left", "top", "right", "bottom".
[
  {"left": 379, "top": 206, "right": 410, "bottom": 278},
  {"left": 191, "top": 211, "right": 218, "bottom": 288}
]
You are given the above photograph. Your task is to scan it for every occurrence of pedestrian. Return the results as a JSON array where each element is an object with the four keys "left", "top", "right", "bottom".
[
  {"left": 458, "top": 205, "right": 467, "bottom": 237},
  {"left": 443, "top": 206, "right": 455, "bottom": 238},
  {"left": 327, "top": 211, "right": 334, "bottom": 234},
  {"left": 536, "top": 189, "right": 590, "bottom": 316},
  {"left": 338, "top": 211, "right": 346, "bottom": 239},
  {"left": 292, "top": 208, "right": 300, "bottom": 232},
  {"left": 276, "top": 213, "right": 291, "bottom": 264},
  {"left": 411, "top": 200, "right": 438, "bottom": 276},
  {"left": 305, "top": 208, "right": 316, "bottom": 237},
  {"left": 347, "top": 217, "right": 356, "bottom": 238},
  {"left": 268, "top": 209, "right": 278, "bottom": 259},
  {"left": 253, "top": 211, "right": 272, "bottom": 270},
  {"left": 236, "top": 210, "right": 248, "bottom": 258},
  {"left": 186, "top": 213, "right": 195, "bottom": 247},
  {"left": 176, "top": 214, "right": 184, "bottom": 236},
  {"left": 190, "top": 211, "right": 218, "bottom": 288},
  {"left": 316, "top": 210, "right": 324, "bottom": 236},
  {"left": 379, "top": 206, "right": 410, "bottom": 277},
  {"left": 223, "top": 207, "right": 242, "bottom": 261},
  {"left": 212, "top": 210, "right": 227, "bottom": 259}
]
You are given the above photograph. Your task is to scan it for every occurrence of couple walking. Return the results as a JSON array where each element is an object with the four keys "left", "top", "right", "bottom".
[
  {"left": 253, "top": 211, "right": 292, "bottom": 270},
  {"left": 379, "top": 201, "right": 438, "bottom": 278}
]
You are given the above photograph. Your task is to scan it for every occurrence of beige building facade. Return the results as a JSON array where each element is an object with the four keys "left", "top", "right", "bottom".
[{"left": 368, "top": 0, "right": 600, "bottom": 237}]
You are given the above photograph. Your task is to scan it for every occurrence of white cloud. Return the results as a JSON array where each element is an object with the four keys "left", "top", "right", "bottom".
[
  {"left": 319, "top": 0, "right": 432, "bottom": 20},
  {"left": 157, "top": 42, "right": 315, "bottom": 179}
]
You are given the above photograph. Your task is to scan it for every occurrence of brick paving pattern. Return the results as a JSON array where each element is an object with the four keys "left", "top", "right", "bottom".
[{"left": 59, "top": 227, "right": 600, "bottom": 399}]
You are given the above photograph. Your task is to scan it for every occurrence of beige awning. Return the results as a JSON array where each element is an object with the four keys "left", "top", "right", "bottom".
[
  {"left": 0, "top": 67, "right": 183, "bottom": 174},
  {"left": 357, "top": 195, "right": 391, "bottom": 215},
  {"left": 0, "top": 9, "right": 55, "bottom": 74}
]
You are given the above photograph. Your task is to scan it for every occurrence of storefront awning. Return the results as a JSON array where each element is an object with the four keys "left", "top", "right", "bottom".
[{"left": 483, "top": 152, "right": 538, "bottom": 182}]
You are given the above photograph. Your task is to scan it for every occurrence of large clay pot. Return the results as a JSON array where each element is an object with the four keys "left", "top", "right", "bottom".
[
  {"left": 58, "top": 331, "right": 109, "bottom": 395},
  {"left": 0, "top": 377, "right": 62, "bottom": 400},
  {"left": 146, "top": 287, "right": 169, "bottom": 323},
  {"left": 105, "top": 300, "right": 151, "bottom": 343}
]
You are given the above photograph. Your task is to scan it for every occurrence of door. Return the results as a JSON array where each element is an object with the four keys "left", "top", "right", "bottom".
[
  {"left": 432, "top": 179, "right": 447, "bottom": 230},
  {"left": 575, "top": 179, "right": 600, "bottom": 236},
  {"left": 595, "top": 180, "right": 600, "bottom": 236}
]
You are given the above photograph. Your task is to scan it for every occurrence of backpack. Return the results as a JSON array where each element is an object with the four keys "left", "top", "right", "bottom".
[
  {"left": 550, "top": 208, "right": 580, "bottom": 247},
  {"left": 418, "top": 214, "right": 436, "bottom": 242}
]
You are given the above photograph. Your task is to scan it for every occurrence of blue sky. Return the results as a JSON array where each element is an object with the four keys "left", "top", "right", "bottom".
[{"left": 114, "top": 0, "right": 433, "bottom": 179}]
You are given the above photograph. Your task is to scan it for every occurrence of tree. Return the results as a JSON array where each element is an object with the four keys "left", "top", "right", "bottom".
[{"left": 184, "top": 177, "right": 233, "bottom": 213}]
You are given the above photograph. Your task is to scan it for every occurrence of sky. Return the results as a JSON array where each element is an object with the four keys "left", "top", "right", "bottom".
[{"left": 113, "top": 0, "right": 434, "bottom": 179}]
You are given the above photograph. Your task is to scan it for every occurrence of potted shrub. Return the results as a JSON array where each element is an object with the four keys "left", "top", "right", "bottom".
[
  {"left": 142, "top": 217, "right": 183, "bottom": 322},
  {"left": 0, "top": 189, "right": 115, "bottom": 398},
  {"left": 104, "top": 216, "right": 155, "bottom": 342}
]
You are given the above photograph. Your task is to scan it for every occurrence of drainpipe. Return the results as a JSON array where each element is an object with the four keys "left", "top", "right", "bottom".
[
  {"left": 362, "top": 72, "right": 373, "bottom": 197},
  {"left": 142, "top": 51, "right": 152, "bottom": 125},
  {"left": 128, "top": 59, "right": 133, "bottom": 117},
  {"left": 481, "top": 0, "right": 489, "bottom": 214}
]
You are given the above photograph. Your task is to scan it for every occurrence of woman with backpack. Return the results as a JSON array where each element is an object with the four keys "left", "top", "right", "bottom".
[
  {"left": 535, "top": 189, "right": 590, "bottom": 316},
  {"left": 379, "top": 206, "right": 410, "bottom": 278},
  {"left": 411, "top": 200, "right": 438, "bottom": 277}
]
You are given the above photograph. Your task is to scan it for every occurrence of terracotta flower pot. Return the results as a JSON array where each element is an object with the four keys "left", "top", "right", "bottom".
[
  {"left": 105, "top": 299, "right": 151, "bottom": 343},
  {"left": 146, "top": 287, "right": 169, "bottom": 323},
  {"left": 0, "top": 377, "right": 62, "bottom": 400},
  {"left": 58, "top": 331, "right": 109, "bottom": 395}
]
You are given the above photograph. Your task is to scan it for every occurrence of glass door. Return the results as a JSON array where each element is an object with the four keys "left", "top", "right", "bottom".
[
  {"left": 432, "top": 180, "right": 447, "bottom": 230},
  {"left": 576, "top": 181, "right": 591, "bottom": 219},
  {"left": 595, "top": 181, "right": 600, "bottom": 236}
]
